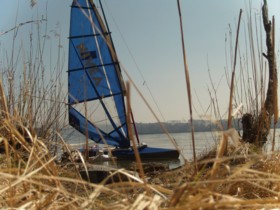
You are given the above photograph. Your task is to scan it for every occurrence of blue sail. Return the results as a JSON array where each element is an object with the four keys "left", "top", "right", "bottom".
[{"left": 68, "top": 0, "right": 130, "bottom": 148}]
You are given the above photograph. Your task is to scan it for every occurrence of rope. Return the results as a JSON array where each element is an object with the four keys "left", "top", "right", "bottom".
[{"left": 102, "top": 1, "right": 167, "bottom": 122}]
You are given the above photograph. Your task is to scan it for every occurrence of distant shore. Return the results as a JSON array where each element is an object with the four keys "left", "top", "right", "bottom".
[{"left": 135, "top": 119, "right": 280, "bottom": 134}]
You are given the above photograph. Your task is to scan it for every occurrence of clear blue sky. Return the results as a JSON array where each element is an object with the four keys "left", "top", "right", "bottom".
[{"left": 0, "top": 0, "right": 280, "bottom": 123}]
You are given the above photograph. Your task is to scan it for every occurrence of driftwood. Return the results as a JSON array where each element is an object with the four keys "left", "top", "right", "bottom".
[{"left": 242, "top": 0, "right": 277, "bottom": 146}]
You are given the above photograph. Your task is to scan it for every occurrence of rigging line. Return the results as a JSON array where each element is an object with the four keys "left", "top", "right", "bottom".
[
  {"left": 84, "top": 98, "right": 120, "bottom": 126},
  {"left": 102, "top": 1, "right": 167, "bottom": 122},
  {"left": 121, "top": 63, "right": 182, "bottom": 155},
  {"left": 98, "top": 0, "right": 127, "bottom": 137},
  {"left": 94, "top": 2, "right": 126, "bottom": 137}
]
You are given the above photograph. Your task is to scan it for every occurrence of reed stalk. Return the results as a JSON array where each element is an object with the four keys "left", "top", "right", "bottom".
[
  {"left": 125, "top": 82, "right": 146, "bottom": 182},
  {"left": 217, "top": 9, "right": 242, "bottom": 162},
  {"left": 227, "top": 9, "right": 242, "bottom": 130},
  {"left": 177, "top": 0, "right": 197, "bottom": 171}
]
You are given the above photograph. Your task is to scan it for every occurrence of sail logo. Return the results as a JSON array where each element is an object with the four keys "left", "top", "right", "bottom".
[{"left": 76, "top": 43, "right": 102, "bottom": 87}]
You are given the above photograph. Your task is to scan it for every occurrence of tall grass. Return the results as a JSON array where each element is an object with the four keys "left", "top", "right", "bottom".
[
  {"left": 176, "top": 0, "right": 197, "bottom": 171},
  {"left": 1, "top": 13, "right": 67, "bottom": 155},
  {"left": 0, "top": 116, "right": 169, "bottom": 209},
  {"left": 206, "top": 0, "right": 279, "bottom": 148}
]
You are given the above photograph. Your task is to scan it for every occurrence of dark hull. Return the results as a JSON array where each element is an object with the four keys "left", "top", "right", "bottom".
[
  {"left": 111, "top": 145, "right": 180, "bottom": 160},
  {"left": 79, "top": 165, "right": 136, "bottom": 184}
]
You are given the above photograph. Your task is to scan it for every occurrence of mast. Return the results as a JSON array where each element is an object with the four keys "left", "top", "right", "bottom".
[
  {"left": 97, "top": 0, "right": 126, "bottom": 95},
  {"left": 98, "top": 0, "right": 138, "bottom": 144}
]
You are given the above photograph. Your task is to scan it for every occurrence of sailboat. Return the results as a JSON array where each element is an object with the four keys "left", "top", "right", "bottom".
[{"left": 68, "top": 0, "right": 180, "bottom": 160}]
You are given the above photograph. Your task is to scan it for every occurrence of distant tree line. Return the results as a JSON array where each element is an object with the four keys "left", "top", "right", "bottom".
[{"left": 135, "top": 119, "right": 280, "bottom": 135}]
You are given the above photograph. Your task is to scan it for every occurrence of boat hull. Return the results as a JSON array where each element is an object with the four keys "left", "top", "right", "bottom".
[
  {"left": 111, "top": 145, "right": 180, "bottom": 160},
  {"left": 79, "top": 145, "right": 180, "bottom": 160}
]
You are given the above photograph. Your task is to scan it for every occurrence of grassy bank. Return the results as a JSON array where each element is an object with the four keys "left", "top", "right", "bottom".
[{"left": 1, "top": 121, "right": 280, "bottom": 209}]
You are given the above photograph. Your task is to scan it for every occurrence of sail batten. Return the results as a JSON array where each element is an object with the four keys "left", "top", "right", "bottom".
[
  {"left": 69, "top": 92, "right": 123, "bottom": 105},
  {"left": 68, "top": 0, "right": 129, "bottom": 148},
  {"left": 71, "top": 5, "right": 93, "bottom": 10},
  {"left": 69, "top": 32, "right": 111, "bottom": 40},
  {"left": 68, "top": 62, "right": 118, "bottom": 73}
]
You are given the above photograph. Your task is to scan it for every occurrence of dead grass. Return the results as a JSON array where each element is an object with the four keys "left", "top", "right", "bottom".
[
  {"left": 2, "top": 105, "right": 280, "bottom": 209},
  {"left": 166, "top": 143, "right": 280, "bottom": 209},
  {"left": 0, "top": 117, "right": 171, "bottom": 209}
]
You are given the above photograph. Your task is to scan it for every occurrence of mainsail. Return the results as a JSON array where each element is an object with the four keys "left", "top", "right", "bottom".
[{"left": 68, "top": 0, "right": 130, "bottom": 148}]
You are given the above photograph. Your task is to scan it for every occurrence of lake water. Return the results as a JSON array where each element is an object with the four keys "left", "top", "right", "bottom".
[{"left": 61, "top": 128, "right": 280, "bottom": 169}]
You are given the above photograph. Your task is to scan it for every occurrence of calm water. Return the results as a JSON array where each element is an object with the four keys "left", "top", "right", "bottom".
[{"left": 61, "top": 128, "right": 280, "bottom": 169}]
